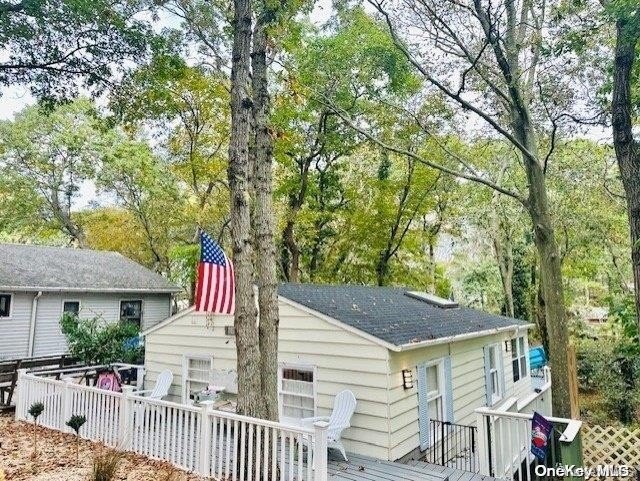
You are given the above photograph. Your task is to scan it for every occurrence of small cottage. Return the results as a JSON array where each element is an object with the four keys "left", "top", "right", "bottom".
[
  {"left": 0, "top": 243, "right": 181, "bottom": 360},
  {"left": 142, "top": 283, "right": 548, "bottom": 462}
]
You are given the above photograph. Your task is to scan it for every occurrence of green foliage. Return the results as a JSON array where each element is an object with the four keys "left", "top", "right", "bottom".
[
  {"left": 0, "top": 0, "right": 154, "bottom": 102},
  {"left": 28, "top": 402, "right": 44, "bottom": 421},
  {"left": 60, "top": 313, "right": 142, "bottom": 365},
  {"left": 66, "top": 414, "right": 87, "bottom": 435}
]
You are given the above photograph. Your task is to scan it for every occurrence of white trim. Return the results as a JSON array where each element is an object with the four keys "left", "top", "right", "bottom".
[
  {"left": 486, "top": 343, "right": 503, "bottom": 405},
  {"left": 510, "top": 335, "right": 529, "bottom": 384},
  {"left": 0, "top": 292, "right": 13, "bottom": 319},
  {"left": 278, "top": 362, "right": 317, "bottom": 420},
  {"left": 61, "top": 299, "right": 81, "bottom": 318},
  {"left": 141, "top": 306, "right": 195, "bottom": 336},
  {"left": 181, "top": 353, "right": 214, "bottom": 404}
]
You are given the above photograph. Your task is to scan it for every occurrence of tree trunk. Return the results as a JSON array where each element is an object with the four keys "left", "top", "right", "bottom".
[
  {"left": 228, "top": 0, "right": 263, "bottom": 418},
  {"left": 612, "top": 16, "right": 640, "bottom": 327},
  {"left": 252, "top": 18, "right": 280, "bottom": 421},
  {"left": 282, "top": 218, "right": 301, "bottom": 282}
]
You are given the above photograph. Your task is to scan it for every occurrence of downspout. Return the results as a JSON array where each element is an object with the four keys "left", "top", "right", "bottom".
[{"left": 27, "top": 291, "right": 42, "bottom": 357}]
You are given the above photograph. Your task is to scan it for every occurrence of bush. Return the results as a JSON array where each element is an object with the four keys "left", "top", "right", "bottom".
[
  {"left": 91, "top": 449, "right": 125, "bottom": 481},
  {"left": 60, "top": 313, "right": 142, "bottom": 365}
]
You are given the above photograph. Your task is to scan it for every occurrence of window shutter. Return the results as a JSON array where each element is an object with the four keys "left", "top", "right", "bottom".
[
  {"left": 417, "top": 365, "right": 430, "bottom": 450},
  {"left": 483, "top": 346, "right": 492, "bottom": 406},
  {"left": 444, "top": 356, "right": 454, "bottom": 423},
  {"left": 498, "top": 345, "right": 506, "bottom": 398}
]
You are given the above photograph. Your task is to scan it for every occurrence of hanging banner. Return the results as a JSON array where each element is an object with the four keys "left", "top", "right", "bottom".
[{"left": 531, "top": 411, "right": 553, "bottom": 461}]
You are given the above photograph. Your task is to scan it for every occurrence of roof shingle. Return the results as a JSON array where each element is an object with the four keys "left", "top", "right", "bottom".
[
  {"left": 278, "top": 283, "right": 528, "bottom": 347},
  {"left": 0, "top": 244, "right": 180, "bottom": 293}
]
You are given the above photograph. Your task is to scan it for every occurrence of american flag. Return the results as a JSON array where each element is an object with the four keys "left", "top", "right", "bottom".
[{"left": 195, "top": 231, "right": 235, "bottom": 314}]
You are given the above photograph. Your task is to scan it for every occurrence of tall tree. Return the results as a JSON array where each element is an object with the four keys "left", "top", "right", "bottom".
[
  {"left": 326, "top": 2, "right": 576, "bottom": 416},
  {"left": 611, "top": 0, "right": 640, "bottom": 326}
]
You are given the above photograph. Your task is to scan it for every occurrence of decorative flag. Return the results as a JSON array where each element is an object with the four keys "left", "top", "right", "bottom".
[
  {"left": 195, "top": 231, "right": 235, "bottom": 314},
  {"left": 531, "top": 411, "right": 553, "bottom": 461}
]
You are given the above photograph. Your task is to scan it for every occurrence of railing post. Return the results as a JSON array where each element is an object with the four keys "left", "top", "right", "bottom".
[
  {"left": 13, "top": 369, "right": 28, "bottom": 421},
  {"left": 313, "top": 421, "right": 329, "bottom": 481},
  {"left": 476, "top": 411, "right": 491, "bottom": 476},
  {"left": 198, "top": 401, "right": 215, "bottom": 476},
  {"left": 61, "top": 377, "right": 73, "bottom": 432},
  {"left": 119, "top": 385, "right": 135, "bottom": 449},
  {"left": 136, "top": 366, "right": 145, "bottom": 390}
]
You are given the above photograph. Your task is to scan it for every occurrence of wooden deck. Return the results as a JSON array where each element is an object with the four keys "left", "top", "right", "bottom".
[{"left": 327, "top": 451, "right": 497, "bottom": 481}]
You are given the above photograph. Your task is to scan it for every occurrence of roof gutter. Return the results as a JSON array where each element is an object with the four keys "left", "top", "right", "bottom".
[
  {"left": 0, "top": 286, "right": 182, "bottom": 294},
  {"left": 27, "top": 291, "right": 43, "bottom": 357},
  {"left": 394, "top": 323, "right": 535, "bottom": 352}
]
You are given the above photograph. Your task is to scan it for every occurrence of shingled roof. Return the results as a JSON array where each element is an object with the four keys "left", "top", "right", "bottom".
[
  {"left": 278, "top": 283, "right": 529, "bottom": 348},
  {"left": 0, "top": 244, "right": 181, "bottom": 293}
]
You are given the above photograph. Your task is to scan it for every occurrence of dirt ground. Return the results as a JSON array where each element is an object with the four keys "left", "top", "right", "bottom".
[{"left": 0, "top": 413, "right": 207, "bottom": 481}]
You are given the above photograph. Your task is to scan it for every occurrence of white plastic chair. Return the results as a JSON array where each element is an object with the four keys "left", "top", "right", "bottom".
[
  {"left": 300, "top": 390, "right": 357, "bottom": 461},
  {"left": 135, "top": 369, "right": 173, "bottom": 400}
]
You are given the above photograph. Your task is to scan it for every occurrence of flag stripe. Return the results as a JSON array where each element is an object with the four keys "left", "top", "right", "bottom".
[{"left": 195, "top": 231, "right": 235, "bottom": 315}]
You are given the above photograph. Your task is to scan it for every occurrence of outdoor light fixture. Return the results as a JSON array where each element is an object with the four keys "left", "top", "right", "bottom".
[
  {"left": 505, "top": 340, "right": 511, "bottom": 352},
  {"left": 402, "top": 369, "right": 413, "bottom": 389}
]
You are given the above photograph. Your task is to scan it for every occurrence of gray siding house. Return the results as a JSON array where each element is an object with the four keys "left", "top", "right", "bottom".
[{"left": 0, "top": 244, "right": 181, "bottom": 360}]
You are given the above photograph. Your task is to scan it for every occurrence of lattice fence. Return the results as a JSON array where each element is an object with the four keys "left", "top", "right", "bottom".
[{"left": 582, "top": 424, "right": 640, "bottom": 469}]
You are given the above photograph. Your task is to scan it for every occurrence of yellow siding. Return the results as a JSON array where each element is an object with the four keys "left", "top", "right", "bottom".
[
  {"left": 144, "top": 300, "right": 391, "bottom": 460},
  {"left": 386, "top": 331, "right": 532, "bottom": 460}
]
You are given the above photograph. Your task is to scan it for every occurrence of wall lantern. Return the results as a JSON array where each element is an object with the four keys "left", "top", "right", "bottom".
[
  {"left": 505, "top": 340, "right": 511, "bottom": 352},
  {"left": 402, "top": 369, "right": 414, "bottom": 389}
]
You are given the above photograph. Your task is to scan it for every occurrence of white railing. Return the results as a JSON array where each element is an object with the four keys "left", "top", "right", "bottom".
[
  {"left": 475, "top": 406, "right": 581, "bottom": 480},
  {"left": 15, "top": 370, "right": 327, "bottom": 481}
]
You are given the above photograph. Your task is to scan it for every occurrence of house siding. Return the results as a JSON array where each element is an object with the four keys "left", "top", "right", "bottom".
[
  {"left": 0, "top": 291, "right": 172, "bottom": 359},
  {"left": 387, "top": 331, "right": 531, "bottom": 460},
  {"left": 144, "top": 301, "right": 392, "bottom": 460}
]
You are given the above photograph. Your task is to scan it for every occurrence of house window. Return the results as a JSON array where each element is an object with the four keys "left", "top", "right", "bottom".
[
  {"left": 487, "top": 344, "right": 502, "bottom": 403},
  {"left": 182, "top": 355, "right": 213, "bottom": 403},
  {"left": 0, "top": 294, "right": 11, "bottom": 318},
  {"left": 279, "top": 364, "right": 316, "bottom": 420},
  {"left": 120, "top": 300, "right": 142, "bottom": 327},
  {"left": 426, "top": 362, "right": 444, "bottom": 421},
  {"left": 63, "top": 301, "right": 80, "bottom": 318},
  {"left": 511, "top": 336, "right": 528, "bottom": 382}
]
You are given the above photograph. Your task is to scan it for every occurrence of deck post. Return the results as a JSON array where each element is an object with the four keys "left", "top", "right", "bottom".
[
  {"left": 119, "top": 385, "right": 135, "bottom": 449},
  {"left": 61, "top": 377, "right": 73, "bottom": 432},
  {"left": 313, "top": 421, "right": 329, "bottom": 481},
  {"left": 475, "top": 411, "right": 491, "bottom": 476},
  {"left": 198, "top": 402, "right": 215, "bottom": 476},
  {"left": 13, "top": 368, "right": 28, "bottom": 421}
]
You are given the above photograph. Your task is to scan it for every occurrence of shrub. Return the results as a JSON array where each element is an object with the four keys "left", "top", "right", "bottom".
[
  {"left": 66, "top": 414, "right": 87, "bottom": 461},
  {"left": 91, "top": 449, "right": 125, "bottom": 481},
  {"left": 60, "top": 313, "right": 142, "bottom": 365},
  {"left": 28, "top": 402, "right": 44, "bottom": 459}
]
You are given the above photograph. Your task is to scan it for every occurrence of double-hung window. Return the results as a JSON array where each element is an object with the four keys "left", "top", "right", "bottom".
[
  {"left": 487, "top": 344, "right": 502, "bottom": 404},
  {"left": 279, "top": 364, "right": 316, "bottom": 420},
  {"left": 426, "top": 362, "right": 444, "bottom": 421},
  {"left": 0, "top": 294, "right": 12, "bottom": 318},
  {"left": 182, "top": 355, "right": 213, "bottom": 403},
  {"left": 120, "top": 300, "right": 143, "bottom": 327},
  {"left": 511, "top": 336, "right": 528, "bottom": 382}
]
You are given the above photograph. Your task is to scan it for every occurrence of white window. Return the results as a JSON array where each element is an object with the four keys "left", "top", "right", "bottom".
[
  {"left": 511, "top": 336, "right": 528, "bottom": 382},
  {"left": 426, "top": 361, "right": 444, "bottom": 421},
  {"left": 182, "top": 355, "right": 213, "bottom": 403},
  {"left": 487, "top": 344, "right": 502, "bottom": 403},
  {"left": 0, "top": 294, "right": 12, "bottom": 318},
  {"left": 278, "top": 364, "right": 316, "bottom": 420}
]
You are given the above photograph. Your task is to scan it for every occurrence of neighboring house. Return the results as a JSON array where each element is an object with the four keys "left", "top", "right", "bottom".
[
  {"left": 141, "top": 283, "right": 549, "bottom": 462},
  {"left": 0, "top": 244, "right": 181, "bottom": 360}
]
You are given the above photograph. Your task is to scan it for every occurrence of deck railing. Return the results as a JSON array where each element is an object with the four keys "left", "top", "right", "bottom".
[
  {"left": 15, "top": 370, "right": 327, "bottom": 481},
  {"left": 425, "top": 419, "right": 478, "bottom": 473},
  {"left": 475, "top": 406, "right": 582, "bottom": 480}
]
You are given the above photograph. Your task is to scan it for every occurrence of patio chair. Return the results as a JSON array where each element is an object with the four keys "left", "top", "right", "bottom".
[
  {"left": 135, "top": 369, "right": 173, "bottom": 400},
  {"left": 299, "top": 389, "right": 357, "bottom": 462}
]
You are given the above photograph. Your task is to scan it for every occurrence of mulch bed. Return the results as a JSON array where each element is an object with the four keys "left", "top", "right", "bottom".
[{"left": 0, "top": 413, "right": 207, "bottom": 481}]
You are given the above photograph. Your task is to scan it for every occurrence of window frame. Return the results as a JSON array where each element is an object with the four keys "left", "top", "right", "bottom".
[
  {"left": 424, "top": 358, "right": 446, "bottom": 422},
  {"left": 61, "top": 300, "right": 81, "bottom": 318},
  {"left": 278, "top": 362, "right": 317, "bottom": 421},
  {"left": 181, "top": 354, "right": 214, "bottom": 404},
  {"left": 487, "top": 343, "right": 503, "bottom": 404},
  {"left": 119, "top": 299, "right": 143, "bottom": 327},
  {"left": 0, "top": 293, "right": 12, "bottom": 319},
  {"left": 511, "top": 336, "right": 529, "bottom": 383}
]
